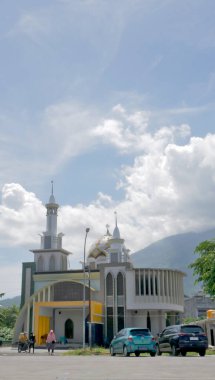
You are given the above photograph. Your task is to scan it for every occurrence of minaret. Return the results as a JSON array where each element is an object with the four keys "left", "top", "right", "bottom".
[
  {"left": 30, "top": 182, "right": 72, "bottom": 272},
  {"left": 108, "top": 211, "right": 124, "bottom": 263},
  {"left": 43, "top": 181, "right": 59, "bottom": 249}
]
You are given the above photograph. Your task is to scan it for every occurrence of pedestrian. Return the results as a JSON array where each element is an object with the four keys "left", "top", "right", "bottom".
[
  {"left": 29, "top": 332, "right": 36, "bottom": 353},
  {"left": 46, "top": 329, "right": 56, "bottom": 355}
]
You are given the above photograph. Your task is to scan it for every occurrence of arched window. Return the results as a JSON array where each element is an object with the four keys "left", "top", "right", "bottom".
[
  {"left": 37, "top": 256, "right": 44, "bottom": 272},
  {"left": 49, "top": 255, "right": 55, "bottom": 271},
  {"left": 106, "top": 273, "right": 113, "bottom": 296},
  {"left": 117, "top": 272, "right": 124, "bottom": 295},
  {"left": 65, "top": 319, "right": 73, "bottom": 339}
]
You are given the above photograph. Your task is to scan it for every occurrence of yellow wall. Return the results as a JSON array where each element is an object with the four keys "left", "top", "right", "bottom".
[
  {"left": 91, "top": 302, "right": 103, "bottom": 323},
  {"left": 207, "top": 309, "right": 215, "bottom": 319}
]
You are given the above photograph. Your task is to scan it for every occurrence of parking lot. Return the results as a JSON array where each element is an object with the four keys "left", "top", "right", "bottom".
[{"left": 0, "top": 347, "right": 215, "bottom": 380}]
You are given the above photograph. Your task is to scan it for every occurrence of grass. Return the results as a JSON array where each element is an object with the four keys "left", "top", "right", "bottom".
[
  {"left": 63, "top": 347, "right": 109, "bottom": 356},
  {"left": 63, "top": 347, "right": 215, "bottom": 356}
]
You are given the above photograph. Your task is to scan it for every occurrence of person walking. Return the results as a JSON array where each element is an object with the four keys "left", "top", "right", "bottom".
[
  {"left": 46, "top": 329, "right": 56, "bottom": 355},
  {"left": 29, "top": 332, "right": 36, "bottom": 353}
]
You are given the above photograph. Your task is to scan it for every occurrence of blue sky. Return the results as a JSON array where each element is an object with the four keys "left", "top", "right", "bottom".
[{"left": 1, "top": 0, "right": 215, "bottom": 298}]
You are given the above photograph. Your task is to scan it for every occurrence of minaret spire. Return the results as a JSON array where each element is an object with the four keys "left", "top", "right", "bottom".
[
  {"left": 113, "top": 211, "right": 120, "bottom": 239},
  {"left": 51, "top": 180, "right": 54, "bottom": 196},
  {"left": 114, "top": 211, "right": 118, "bottom": 227}
]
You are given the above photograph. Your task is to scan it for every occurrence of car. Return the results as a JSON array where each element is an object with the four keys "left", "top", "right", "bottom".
[
  {"left": 109, "top": 327, "right": 157, "bottom": 357},
  {"left": 157, "top": 324, "right": 208, "bottom": 357}
]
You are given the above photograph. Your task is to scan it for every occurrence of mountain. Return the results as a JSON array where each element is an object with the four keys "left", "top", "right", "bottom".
[
  {"left": 0, "top": 296, "right": 21, "bottom": 307},
  {"left": 131, "top": 229, "right": 215, "bottom": 296}
]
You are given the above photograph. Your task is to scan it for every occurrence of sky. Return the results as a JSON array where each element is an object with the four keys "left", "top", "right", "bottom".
[{"left": 1, "top": 0, "right": 215, "bottom": 299}]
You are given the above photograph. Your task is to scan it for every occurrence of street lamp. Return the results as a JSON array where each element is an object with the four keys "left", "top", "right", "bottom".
[{"left": 83, "top": 227, "right": 90, "bottom": 349}]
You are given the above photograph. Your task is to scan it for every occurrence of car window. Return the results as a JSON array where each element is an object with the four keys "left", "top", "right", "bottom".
[
  {"left": 163, "top": 328, "right": 173, "bottom": 335},
  {"left": 116, "top": 329, "right": 125, "bottom": 338},
  {"left": 130, "top": 329, "right": 150, "bottom": 336},
  {"left": 181, "top": 325, "right": 204, "bottom": 334}
]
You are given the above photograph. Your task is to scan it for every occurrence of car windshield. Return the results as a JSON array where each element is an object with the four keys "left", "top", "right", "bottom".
[
  {"left": 181, "top": 326, "right": 203, "bottom": 334},
  {"left": 130, "top": 329, "right": 150, "bottom": 336}
]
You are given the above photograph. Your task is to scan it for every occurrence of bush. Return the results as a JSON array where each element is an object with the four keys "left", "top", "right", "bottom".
[{"left": 0, "top": 327, "right": 13, "bottom": 341}]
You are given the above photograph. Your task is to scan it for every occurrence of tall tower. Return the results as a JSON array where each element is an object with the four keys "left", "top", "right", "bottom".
[
  {"left": 31, "top": 183, "right": 72, "bottom": 272},
  {"left": 42, "top": 181, "right": 60, "bottom": 250},
  {"left": 107, "top": 212, "right": 125, "bottom": 263}
]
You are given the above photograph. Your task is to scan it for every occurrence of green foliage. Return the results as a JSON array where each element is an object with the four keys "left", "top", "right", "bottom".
[
  {"left": 0, "top": 305, "right": 19, "bottom": 329},
  {"left": 182, "top": 316, "right": 204, "bottom": 324},
  {"left": 189, "top": 239, "right": 215, "bottom": 297},
  {"left": 63, "top": 347, "right": 109, "bottom": 356},
  {"left": 0, "top": 326, "right": 13, "bottom": 341}
]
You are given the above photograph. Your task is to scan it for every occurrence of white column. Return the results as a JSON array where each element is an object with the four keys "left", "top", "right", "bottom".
[
  {"left": 148, "top": 269, "right": 151, "bottom": 296},
  {"left": 153, "top": 270, "right": 156, "bottom": 296},
  {"left": 162, "top": 270, "right": 165, "bottom": 300},
  {"left": 166, "top": 271, "right": 169, "bottom": 302},
  {"left": 27, "top": 303, "right": 30, "bottom": 334},
  {"left": 48, "top": 286, "right": 51, "bottom": 301}
]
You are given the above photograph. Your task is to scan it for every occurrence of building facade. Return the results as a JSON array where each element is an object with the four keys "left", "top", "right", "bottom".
[{"left": 13, "top": 191, "right": 185, "bottom": 346}]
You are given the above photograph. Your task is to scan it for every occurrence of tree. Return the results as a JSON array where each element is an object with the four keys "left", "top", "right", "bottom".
[
  {"left": 189, "top": 239, "right": 215, "bottom": 297},
  {"left": 0, "top": 305, "right": 19, "bottom": 329}
]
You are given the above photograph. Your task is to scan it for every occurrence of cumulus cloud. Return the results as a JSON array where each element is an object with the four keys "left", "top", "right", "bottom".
[
  {"left": 1, "top": 105, "right": 215, "bottom": 297},
  {"left": 0, "top": 184, "right": 44, "bottom": 246}
]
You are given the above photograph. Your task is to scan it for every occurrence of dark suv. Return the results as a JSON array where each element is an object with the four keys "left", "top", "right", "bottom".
[{"left": 157, "top": 324, "right": 208, "bottom": 357}]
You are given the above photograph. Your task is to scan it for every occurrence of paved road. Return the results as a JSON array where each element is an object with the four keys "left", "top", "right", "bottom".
[{"left": 0, "top": 347, "right": 214, "bottom": 380}]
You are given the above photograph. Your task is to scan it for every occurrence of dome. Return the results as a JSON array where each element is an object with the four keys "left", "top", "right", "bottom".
[{"left": 88, "top": 227, "right": 112, "bottom": 259}]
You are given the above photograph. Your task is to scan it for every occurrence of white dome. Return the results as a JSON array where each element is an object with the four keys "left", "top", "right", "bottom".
[{"left": 88, "top": 228, "right": 112, "bottom": 259}]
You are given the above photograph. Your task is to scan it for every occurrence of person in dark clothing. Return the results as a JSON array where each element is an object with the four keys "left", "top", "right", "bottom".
[{"left": 29, "top": 332, "right": 36, "bottom": 353}]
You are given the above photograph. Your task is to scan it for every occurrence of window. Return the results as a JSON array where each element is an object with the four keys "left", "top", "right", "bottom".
[
  {"left": 130, "top": 329, "right": 150, "bottom": 336},
  {"left": 117, "top": 307, "right": 124, "bottom": 331},
  {"left": 117, "top": 272, "right": 124, "bottom": 295},
  {"left": 49, "top": 255, "right": 55, "bottom": 271},
  {"left": 37, "top": 256, "right": 44, "bottom": 272},
  {"left": 106, "top": 273, "right": 113, "bottom": 296}
]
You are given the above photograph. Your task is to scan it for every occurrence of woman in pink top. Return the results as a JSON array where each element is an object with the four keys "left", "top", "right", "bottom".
[{"left": 46, "top": 329, "right": 56, "bottom": 355}]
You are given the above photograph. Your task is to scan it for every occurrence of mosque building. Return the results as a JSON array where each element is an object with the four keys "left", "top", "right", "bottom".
[{"left": 13, "top": 189, "right": 185, "bottom": 346}]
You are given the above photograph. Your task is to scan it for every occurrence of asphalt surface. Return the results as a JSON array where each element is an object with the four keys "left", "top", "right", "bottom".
[{"left": 0, "top": 346, "right": 215, "bottom": 380}]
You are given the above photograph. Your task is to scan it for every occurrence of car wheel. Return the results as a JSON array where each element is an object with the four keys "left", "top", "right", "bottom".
[
  {"left": 150, "top": 352, "right": 156, "bottom": 357},
  {"left": 181, "top": 350, "right": 187, "bottom": 357},
  {"left": 199, "top": 350, "right": 206, "bottom": 357},
  {"left": 110, "top": 346, "right": 116, "bottom": 356},
  {"left": 123, "top": 346, "right": 130, "bottom": 357},
  {"left": 156, "top": 345, "right": 162, "bottom": 356},
  {"left": 171, "top": 345, "right": 178, "bottom": 356},
  {"left": 135, "top": 352, "right": 140, "bottom": 357}
]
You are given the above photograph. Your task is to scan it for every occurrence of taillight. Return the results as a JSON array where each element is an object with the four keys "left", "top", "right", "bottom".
[
  {"left": 151, "top": 337, "right": 155, "bottom": 341},
  {"left": 128, "top": 336, "right": 133, "bottom": 342}
]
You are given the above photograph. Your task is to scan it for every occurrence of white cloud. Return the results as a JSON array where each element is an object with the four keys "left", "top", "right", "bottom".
[
  {"left": 0, "top": 184, "right": 44, "bottom": 246},
  {"left": 1, "top": 105, "right": 215, "bottom": 298}
]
